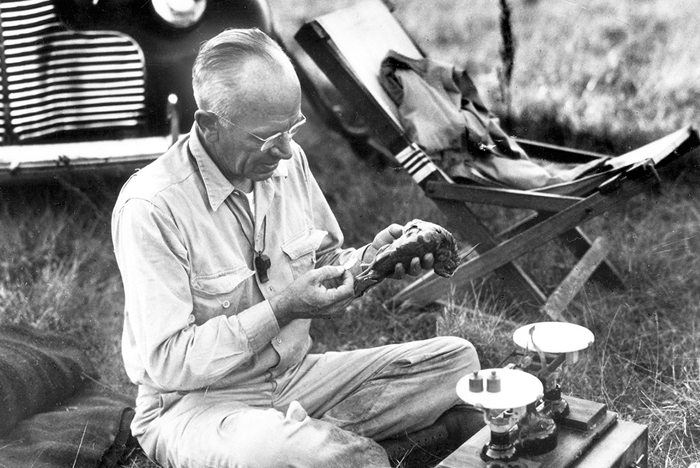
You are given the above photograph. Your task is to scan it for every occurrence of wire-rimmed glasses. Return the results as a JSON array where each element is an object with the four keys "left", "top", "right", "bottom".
[{"left": 213, "top": 112, "right": 306, "bottom": 152}]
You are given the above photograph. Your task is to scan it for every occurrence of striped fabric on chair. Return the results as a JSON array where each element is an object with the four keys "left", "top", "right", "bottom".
[{"left": 0, "top": 0, "right": 146, "bottom": 143}]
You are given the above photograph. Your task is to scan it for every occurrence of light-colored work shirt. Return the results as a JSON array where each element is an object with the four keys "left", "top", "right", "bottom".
[{"left": 112, "top": 124, "right": 363, "bottom": 398}]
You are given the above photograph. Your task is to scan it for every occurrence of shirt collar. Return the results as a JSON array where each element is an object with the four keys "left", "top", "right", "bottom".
[{"left": 188, "top": 124, "right": 289, "bottom": 211}]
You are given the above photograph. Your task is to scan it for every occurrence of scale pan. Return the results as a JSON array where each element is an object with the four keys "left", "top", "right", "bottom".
[
  {"left": 456, "top": 368, "right": 543, "bottom": 410},
  {"left": 513, "top": 322, "right": 594, "bottom": 354}
]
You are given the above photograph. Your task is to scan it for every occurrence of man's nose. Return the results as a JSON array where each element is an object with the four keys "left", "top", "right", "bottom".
[{"left": 270, "top": 134, "right": 293, "bottom": 159}]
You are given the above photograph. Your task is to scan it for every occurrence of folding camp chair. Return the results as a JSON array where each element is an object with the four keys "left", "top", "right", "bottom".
[{"left": 293, "top": 0, "right": 700, "bottom": 317}]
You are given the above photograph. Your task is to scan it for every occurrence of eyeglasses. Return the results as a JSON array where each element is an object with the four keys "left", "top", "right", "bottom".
[{"left": 213, "top": 112, "right": 306, "bottom": 152}]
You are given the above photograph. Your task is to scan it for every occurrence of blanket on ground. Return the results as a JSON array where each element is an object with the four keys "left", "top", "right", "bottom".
[{"left": 0, "top": 324, "right": 136, "bottom": 468}]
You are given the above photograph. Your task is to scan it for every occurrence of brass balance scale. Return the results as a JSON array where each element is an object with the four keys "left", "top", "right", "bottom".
[{"left": 451, "top": 322, "right": 597, "bottom": 468}]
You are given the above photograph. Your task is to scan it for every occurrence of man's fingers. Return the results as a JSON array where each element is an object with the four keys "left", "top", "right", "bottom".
[
  {"left": 339, "top": 268, "right": 354, "bottom": 288},
  {"left": 373, "top": 223, "right": 403, "bottom": 247},
  {"left": 390, "top": 255, "right": 432, "bottom": 278},
  {"left": 392, "top": 262, "right": 407, "bottom": 279},
  {"left": 327, "top": 269, "right": 353, "bottom": 292},
  {"left": 387, "top": 223, "right": 403, "bottom": 239},
  {"left": 420, "top": 253, "right": 435, "bottom": 270},
  {"left": 314, "top": 265, "right": 347, "bottom": 282},
  {"left": 407, "top": 257, "right": 422, "bottom": 276},
  {"left": 319, "top": 268, "right": 354, "bottom": 302}
]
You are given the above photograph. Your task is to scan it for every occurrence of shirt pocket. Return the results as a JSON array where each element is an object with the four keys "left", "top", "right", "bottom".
[
  {"left": 281, "top": 229, "right": 328, "bottom": 279},
  {"left": 190, "top": 266, "right": 255, "bottom": 324}
]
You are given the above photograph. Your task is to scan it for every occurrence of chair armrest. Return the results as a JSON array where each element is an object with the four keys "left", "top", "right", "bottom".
[
  {"left": 425, "top": 181, "right": 583, "bottom": 212},
  {"left": 515, "top": 138, "right": 610, "bottom": 162}
]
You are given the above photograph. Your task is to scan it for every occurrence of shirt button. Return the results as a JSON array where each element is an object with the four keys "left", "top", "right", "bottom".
[
  {"left": 222, "top": 300, "right": 230, "bottom": 308},
  {"left": 276, "top": 337, "right": 283, "bottom": 344}
]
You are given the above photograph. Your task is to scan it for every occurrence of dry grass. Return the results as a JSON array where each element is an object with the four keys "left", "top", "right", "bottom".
[{"left": 1, "top": 0, "right": 699, "bottom": 467}]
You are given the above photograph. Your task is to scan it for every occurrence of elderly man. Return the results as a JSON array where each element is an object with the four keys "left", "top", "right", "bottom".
[{"left": 112, "top": 28, "right": 480, "bottom": 468}]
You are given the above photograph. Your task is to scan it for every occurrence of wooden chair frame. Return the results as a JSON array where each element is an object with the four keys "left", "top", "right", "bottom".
[{"left": 293, "top": 0, "right": 700, "bottom": 316}]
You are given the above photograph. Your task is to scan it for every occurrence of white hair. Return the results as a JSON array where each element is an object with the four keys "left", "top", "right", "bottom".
[{"left": 192, "top": 28, "right": 292, "bottom": 118}]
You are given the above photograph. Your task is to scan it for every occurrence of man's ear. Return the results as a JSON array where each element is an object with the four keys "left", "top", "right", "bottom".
[{"left": 194, "top": 110, "right": 220, "bottom": 142}]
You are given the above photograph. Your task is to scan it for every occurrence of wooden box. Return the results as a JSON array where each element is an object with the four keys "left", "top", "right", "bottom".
[{"left": 437, "top": 396, "right": 647, "bottom": 468}]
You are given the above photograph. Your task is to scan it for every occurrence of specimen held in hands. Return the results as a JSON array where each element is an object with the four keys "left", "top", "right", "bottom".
[{"left": 354, "top": 219, "right": 460, "bottom": 295}]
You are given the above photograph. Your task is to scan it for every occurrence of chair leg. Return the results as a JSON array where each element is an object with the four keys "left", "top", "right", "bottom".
[
  {"left": 498, "top": 214, "right": 625, "bottom": 290},
  {"left": 559, "top": 227, "right": 625, "bottom": 290},
  {"left": 541, "top": 237, "right": 611, "bottom": 321}
]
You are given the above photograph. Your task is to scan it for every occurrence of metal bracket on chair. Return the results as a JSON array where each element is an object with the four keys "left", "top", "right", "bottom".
[
  {"left": 634, "top": 160, "right": 663, "bottom": 193},
  {"left": 55, "top": 154, "right": 71, "bottom": 167},
  {"left": 629, "top": 453, "right": 646, "bottom": 468}
]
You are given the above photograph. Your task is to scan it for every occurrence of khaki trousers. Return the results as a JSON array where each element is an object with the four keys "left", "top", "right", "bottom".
[{"left": 139, "top": 336, "right": 480, "bottom": 468}]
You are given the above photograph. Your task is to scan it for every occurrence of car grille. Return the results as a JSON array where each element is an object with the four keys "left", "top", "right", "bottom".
[{"left": 0, "top": 0, "right": 146, "bottom": 143}]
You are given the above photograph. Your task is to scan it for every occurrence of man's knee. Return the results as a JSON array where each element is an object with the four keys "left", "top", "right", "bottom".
[
  {"left": 433, "top": 335, "right": 481, "bottom": 371},
  {"left": 231, "top": 406, "right": 390, "bottom": 468},
  {"left": 229, "top": 408, "right": 303, "bottom": 466}
]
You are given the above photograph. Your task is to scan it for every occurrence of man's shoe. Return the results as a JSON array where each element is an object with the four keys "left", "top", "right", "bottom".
[
  {"left": 435, "top": 404, "right": 485, "bottom": 445},
  {"left": 377, "top": 405, "right": 485, "bottom": 462}
]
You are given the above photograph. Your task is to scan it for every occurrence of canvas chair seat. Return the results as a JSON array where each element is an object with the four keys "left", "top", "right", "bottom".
[
  {"left": 293, "top": 0, "right": 700, "bottom": 316},
  {"left": 378, "top": 50, "right": 609, "bottom": 191}
]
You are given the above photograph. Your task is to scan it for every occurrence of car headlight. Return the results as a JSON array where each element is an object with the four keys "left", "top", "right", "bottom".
[{"left": 152, "top": 0, "right": 207, "bottom": 29}]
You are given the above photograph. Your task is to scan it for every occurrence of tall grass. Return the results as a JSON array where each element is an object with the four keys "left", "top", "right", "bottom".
[
  {"left": 0, "top": 0, "right": 698, "bottom": 467},
  {"left": 0, "top": 183, "right": 131, "bottom": 391}
]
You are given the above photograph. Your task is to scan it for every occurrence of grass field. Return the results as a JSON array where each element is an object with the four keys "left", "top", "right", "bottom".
[{"left": 1, "top": 0, "right": 699, "bottom": 467}]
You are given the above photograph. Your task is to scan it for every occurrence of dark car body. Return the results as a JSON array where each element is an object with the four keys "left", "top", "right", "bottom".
[{"left": 0, "top": 0, "right": 274, "bottom": 183}]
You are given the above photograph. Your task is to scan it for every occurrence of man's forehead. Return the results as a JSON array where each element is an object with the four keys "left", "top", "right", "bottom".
[
  {"left": 236, "top": 54, "right": 296, "bottom": 92},
  {"left": 232, "top": 57, "right": 302, "bottom": 126}
]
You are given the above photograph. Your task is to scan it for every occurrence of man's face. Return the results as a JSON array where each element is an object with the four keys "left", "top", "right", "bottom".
[{"left": 206, "top": 54, "right": 303, "bottom": 187}]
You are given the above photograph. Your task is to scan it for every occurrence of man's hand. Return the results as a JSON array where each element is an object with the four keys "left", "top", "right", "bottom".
[
  {"left": 363, "top": 224, "right": 434, "bottom": 279},
  {"left": 269, "top": 265, "right": 354, "bottom": 327}
]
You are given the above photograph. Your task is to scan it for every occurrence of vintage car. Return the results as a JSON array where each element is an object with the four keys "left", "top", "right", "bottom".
[{"left": 0, "top": 0, "right": 274, "bottom": 183}]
